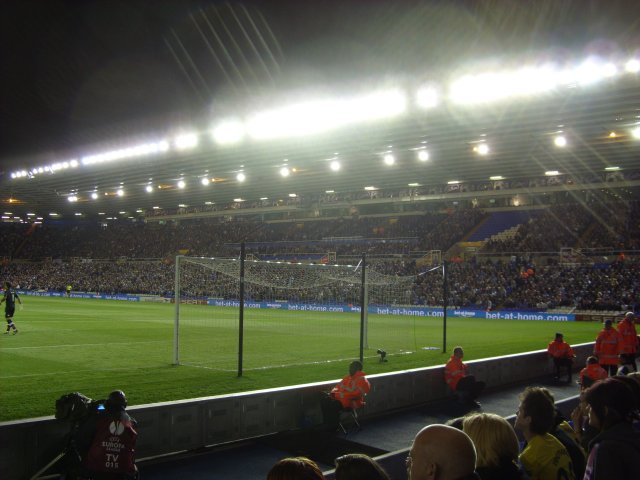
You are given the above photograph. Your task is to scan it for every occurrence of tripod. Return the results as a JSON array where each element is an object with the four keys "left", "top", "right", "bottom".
[{"left": 30, "top": 423, "right": 82, "bottom": 480}]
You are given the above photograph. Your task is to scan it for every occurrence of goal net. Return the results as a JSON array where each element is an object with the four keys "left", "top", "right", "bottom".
[{"left": 174, "top": 255, "right": 436, "bottom": 372}]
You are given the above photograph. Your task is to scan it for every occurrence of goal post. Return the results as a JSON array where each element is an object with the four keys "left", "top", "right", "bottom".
[{"left": 174, "top": 251, "right": 439, "bottom": 373}]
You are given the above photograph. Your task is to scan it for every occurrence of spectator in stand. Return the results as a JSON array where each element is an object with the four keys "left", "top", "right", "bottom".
[
  {"left": 267, "top": 457, "right": 324, "bottom": 480},
  {"left": 461, "top": 413, "right": 523, "bottom": 480},
  {"left": 547, "top": 332, "right": 575, "bottom": 383},
  {"left": 579, "top": 356, "right": 608, "bottom": 390},
  {"left": 514, "top": 387, "right": 575, "bottom": 480},
  {"left": 617, "top": 311, "right": 639, "bottom": 372},
  {"left": 406, "top": 424, "right": 479, "bottom": 480},
  {"left": 594, "top": 320, "right": 621, "bottom": 376},
  {"left": 333, "top": 453, "right": 390, "bottom": 480},
  {"left": 320, "top": 361, "right": 370, "bottom": 430},
  {"left": 582, "top": 377, "right": 640, "bottom": 480},
  {"left": 445, "top": 346, "right": 485, "bottom": 409}
]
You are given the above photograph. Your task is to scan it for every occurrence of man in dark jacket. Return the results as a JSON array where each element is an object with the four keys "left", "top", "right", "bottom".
[{"left": 582, "top": 377, "right": 640, "bottom": 480}]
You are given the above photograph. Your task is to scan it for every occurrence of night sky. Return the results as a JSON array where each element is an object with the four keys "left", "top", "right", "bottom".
[{"left": 2, "top": 0, "right": 639, "bottom": 170}]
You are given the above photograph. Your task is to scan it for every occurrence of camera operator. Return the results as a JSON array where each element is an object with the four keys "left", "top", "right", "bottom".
[{"left": 74, "top": 390, "right": 138, "bottom": 480}]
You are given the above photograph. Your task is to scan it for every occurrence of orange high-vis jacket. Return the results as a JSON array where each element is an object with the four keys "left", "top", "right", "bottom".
[
  {"left": 579, "top": 363, "right": 608, "bottom": 387},
  {"left": 331, "top": 370, "right": 371, "bottom": 409},
  {"left": 547, "top": 340, "right": 575, "bottom": 359},
  {"left": 444, "top": 355, "right": 467, "bottom": 391},
  {"left": 594, "top": 328, "right": 621, "bottom": 366},
  {"left": 617, "top": 319, "right": 639, "bottom": 354}
]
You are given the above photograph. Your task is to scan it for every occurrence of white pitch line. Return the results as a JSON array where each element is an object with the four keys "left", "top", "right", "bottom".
[{"left": 0, "top": 340, "right": 166, "bottom": 351}]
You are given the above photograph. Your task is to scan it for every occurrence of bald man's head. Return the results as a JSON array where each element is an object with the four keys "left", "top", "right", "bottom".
[{"left": 407, "top": 424, "right": 477, "bottom": 480}]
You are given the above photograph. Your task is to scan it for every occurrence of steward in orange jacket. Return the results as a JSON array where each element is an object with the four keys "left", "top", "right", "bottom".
[
  {"left": 617, "top": 312, "right": 639, "bottom": 372},
  {"left": 330, "top": 361, "right": 371, "bottom": 409},
  {"left": 547, "top": 333, "right": 575, "bottom": 383},
  {"left": 579, "top": 356, "right": 608, "bottom": 390},
  {"left": 594, "top": 320, "right": 621, "bottom": 376},
  {"left": 444, "top": 346, "right": 485, "bottom": 407}
]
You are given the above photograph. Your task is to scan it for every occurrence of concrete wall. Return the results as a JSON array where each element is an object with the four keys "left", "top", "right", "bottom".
[{"left": 0, "top": 343, "right": 593, "bottom": 480}]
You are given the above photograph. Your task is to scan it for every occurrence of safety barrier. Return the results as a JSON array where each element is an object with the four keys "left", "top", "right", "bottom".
[{"left": 0, "top": 343, "right": 593, "bottom": 480}]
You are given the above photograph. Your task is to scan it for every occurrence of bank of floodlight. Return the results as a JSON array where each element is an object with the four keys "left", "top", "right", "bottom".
[
  {"left": 236, "top": 172, "right": 246, "bottom": 182},
  {"left": 545, "top": 170, "right": 560, "bottom": 176},
  {"left": 246, "top": 88, "right": 407, "bottom": 140},
  {"left": 174, "top": 133, "right": 199, "bottom": 150},
  {"left": 474, "top": 143, "right": 490, "bottom": 156},
  {"left": 416, "top": 85, "right": 439, "bottom": 109},
  {"left": 417, "top": 149, "right": 430, "bottom": 162},
  {"left": 632, "top": 126, "right": 640, "bottom": 139},
  {"left": 145, "top": 185, "right": 154, "bottom": 193},
  {"left": 554, "top": 135, "right": 567, "bottom": 147},
  {"left": 626, "top": 59, "right": 640, "bottom": 73},
  {"left": 383, "top": 153, "right": 395, "bottom": 166},
  {"left": 68, "top": 195, "right": 78, "bottom": 203},
  {"left": 279, "top": 167, "right": 290, "bottom": 177},
  {"left": 81, "top": 140, "right": 169, "bottom": 166},
  {"left": 201, "top": 177, "right": 210, "bottom": 186},
  {"left": 177, "top": 180, "right": 186, "bottom": 189},
  {"left": 212, "top": 120, "right": 245, "bottom": 145},
  {"left": 117, "top": 188, "right": 124, "bottom": 197},
  {"left": 330, "top": 159, "right": 341, "bottom": 171},
  {"left": 91, "top": 192, "right": 99, "bottom": 200}
]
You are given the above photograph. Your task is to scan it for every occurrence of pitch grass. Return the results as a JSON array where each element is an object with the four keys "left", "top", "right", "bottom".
[{"left": 0, "top": 296, "right": 602, "bottom": 422}]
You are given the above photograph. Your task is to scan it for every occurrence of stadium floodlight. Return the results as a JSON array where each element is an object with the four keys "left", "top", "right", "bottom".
[
  {"left": 609, "top": 131, "right": 618, "bottom": 138},
  {"left": 408, "top": 182, "right": 422, "bottom": 187},
  {"left": 417, "top": 149, "right": 429, "bottom": 162},
  {"left": 49, "top": 212, "right": 58, "bottom": 216},
  {"left": 200, "top": 177, "right": 210, "bottom": 186},
  {"left": 26, "top": 212, "right": 35, "bottom": 216},
  {"left": 364, "top": 186, "right": 377, "bottom": 191},
  {"left": 632, "top": 126, "right": 640, "bottom": 139},
  {"left": 69, "top": 159, "right": 79, "bottom": 168},
  {"left": 174, "top": 133, "right": 199, "bottom": 150},
  {"left": 279, "top": 167, "right": 290, "bottom": 177},
  {"left": 329, "top": 159, "right": 341, "bottom": 171},
  {"left": 68, "top": 195, "right": 78, "bottom": 202},
  {"left": 325, "top": 190, "right": 334, "bottom": 193},
  {"left": 383, "top": 153, "right": 395, "bottom": 166},
  {"left": 447, "top": 180, "right": 460, "bottom": 185},
  {"left": 81, "top": 140, "right": 169, "bottom": 166},
  {"left": 625, "top": 59, "right": 640, "bottom": 73},
  {"left": 91, "top": 192, "right": 99, "bottom": 200},
  {"left": 605, "top": 166, "right": 620, "bottom": 171},
  {"left": 152, "top": 206, "right": 160, "bottom": 210},
  {"left": 545, "top": 170, "right": 560, "bottom": 176},
  {"left": 74, "top": 213, "right": 82, "bottom": 216},
  {"left": 246, "top": 88, "right": 407, "bottom": 140},
  {"left": 37, "top": 167, "right": 44, "bottom": 173},
  {"left": 288, "top": 193, "right": 297, "bottom": 197},
  {"left": 205, "top": 201, "right": 214, "bottom": 205},
  {"left": 177, "top": 180, "right": 186, "bottom": 189},
  {"left": 233, "top": 198, "right": 244, "bottom": 202},
  {"left": 145, "top": 185, "right": 154, "bottom": 193},
  {"left": 236, "top": 172, "right": 246, "bottom": 182},
  {"left": 10, "top": 173, "right": 16, "bottom": 179},
  {"left": 554, "top": 135, "right": 567, "bottom": 147},
  {"left": 178, "top": 204, "right": 187, "bottom": 208},
  {"left": 490, "top": 175, "right": 504, "bottom": 180},
  {"left": 117, "top": 188, "right": 124, "bottom": 197},
  {"left": 416, "top": 85, "right": 439, "bottom": 109},
  {"left": 474, "top": 143, "right": 490, "bottom": 156},
  {"left": 212, "top": 120, "right": 245, "bottom": 145}
]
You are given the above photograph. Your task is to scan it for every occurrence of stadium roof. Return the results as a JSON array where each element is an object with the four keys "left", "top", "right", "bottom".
[{"left": 2, "top": 0, "right": 640, "bottom": 221}]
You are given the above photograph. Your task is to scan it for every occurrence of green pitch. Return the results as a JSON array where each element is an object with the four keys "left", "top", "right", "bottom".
[{"left": 0, "top": 296, "right": 602, "bottom": 421}]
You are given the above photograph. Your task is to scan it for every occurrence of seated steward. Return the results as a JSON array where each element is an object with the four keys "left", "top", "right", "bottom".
[
  {"left": 77, "top": 390, "right": 138, "bottom": 480},
  {"left": 445, "top": 346, "right": 485, "bottom": 408},
  {"left": 579, "top": 356, "right": 608, "bottom": 390},
  {"left": 547, "top": 332, "right": 575, "bottom": 383},
  {"left": 321, "top": 361, "right": 370, "bottom": 428}
]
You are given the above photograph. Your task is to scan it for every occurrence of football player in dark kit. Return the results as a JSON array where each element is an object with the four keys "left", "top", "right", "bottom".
[{"left": 1, "top": 281, "right": 22, "bottom": 334}]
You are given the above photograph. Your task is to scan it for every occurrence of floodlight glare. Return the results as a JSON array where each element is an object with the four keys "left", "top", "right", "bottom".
[
  {"left": 69, "top": 159, "right": 79, "bottom": 168},
  {"left": 174, "top": 133, "right": 199, "bottom": 150},
  {"left": 490, "top": 176, "right": 504, "bottom": 180},
  {"left": 417, "top": 149, "right": 429, "bottom": 162},
  {"left": 288, "top": 193, "right": 297, "bottom": 197},
  {"left": 554, "top": 135, "right": 567, "bottom": 147},
  {"left": 279, "top": 167, "right": 290, "bottom": 177},
  {"left": 632, "top": 126, "right": 640, "bottom": 139},
  {"left": 236, "top": 173, "right": 246, "bottom": 182},
  {"left": 91, "top": 192, "right": 99, "bottom": 200},
  {"left": 330, "top": 160, "right": 341, "bottom": 171},
  {"left": 625, "top": 59, "right": 640, "bottom": 73},
  {"left": 383, "top": 154, "right": 395, "bottom": 166},
  {"left": 201, "top": 177, "right": 210, "bottom": 186},
  {"left": 177, "top": 180, "right": 186, "bottom": 189},
  {"left": 545, "top": 170, "right": 560, "bottom": 176},
  {"left": 212, "top": 120, "right": 245, "bottom": 145},
  {"left": 68, "top": 195, "right": 78, "bottom": 203},
  {"left": 145, "top": 185, "right": 153, "bottom": 193},
  {"left": 416, "top": 86, "right": 438, "bottom": 109},
  {"left": 605, "top": 166, "right": 620, "bottom": 171},
  {"left": 476, "top": 143, "right": 490, "bottom": 156},
  {"left": 117, "top": 189, "right": 124, "bottom": 196}
]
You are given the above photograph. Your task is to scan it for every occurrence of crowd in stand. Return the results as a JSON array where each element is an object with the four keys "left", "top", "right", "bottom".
[{"left": 2, "top": 200, "right": 639, "bottom": 311}]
